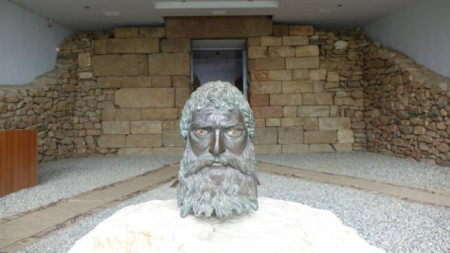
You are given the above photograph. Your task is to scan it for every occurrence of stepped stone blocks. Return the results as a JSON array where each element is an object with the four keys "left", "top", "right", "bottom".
[{"left": 0, "top": 20, "right": 448, "bottom": 166}]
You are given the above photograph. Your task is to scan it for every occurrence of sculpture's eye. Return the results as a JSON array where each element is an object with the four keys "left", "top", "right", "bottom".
[
  {"left": 195, "top": 129, "right": 208, "bottom": 136},
  {"left": 226, "top": 128, "right": 241, "bottom": 137}
]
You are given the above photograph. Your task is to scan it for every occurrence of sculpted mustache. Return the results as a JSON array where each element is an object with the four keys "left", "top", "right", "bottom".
[{"left": 183, "top": 153, "right": 243, "bottom": 178}]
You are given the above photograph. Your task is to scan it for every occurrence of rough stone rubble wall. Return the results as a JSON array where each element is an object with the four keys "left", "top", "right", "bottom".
[
  {"left": 0, "top": 20, "right": 448, "bottom": 166},
  {"left": 364, "top": 43, "right": 450, "bottom": 166}
]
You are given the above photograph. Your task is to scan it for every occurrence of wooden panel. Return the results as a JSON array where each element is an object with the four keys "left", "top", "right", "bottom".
[{"left": 0, "top": 130, "right": 37, "bottom": 197}]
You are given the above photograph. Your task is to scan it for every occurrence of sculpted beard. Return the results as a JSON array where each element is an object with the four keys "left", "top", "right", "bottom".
[{"left": 177, "top": 139, "right": 258, "bottom": 218}]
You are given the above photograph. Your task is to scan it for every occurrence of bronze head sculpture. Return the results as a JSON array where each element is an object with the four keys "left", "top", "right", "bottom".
[{"left": 178, "top": 81, "right": 258, "bottom": 218}]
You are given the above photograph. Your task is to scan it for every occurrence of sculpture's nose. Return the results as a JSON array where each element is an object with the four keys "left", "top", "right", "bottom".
[{"left": 209, "top": 129, "right": 225, "bottom": 156}]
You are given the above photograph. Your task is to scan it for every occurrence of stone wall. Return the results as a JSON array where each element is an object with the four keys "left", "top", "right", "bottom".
[
  {"left": 248, "top": 27, "right": 368, "bottom": 154},
  {"left": 364, "top": 43, "right": 450, "bottom": 166},
  {"left": 0, "top": 16, "right": 448, "bottom": 166}
]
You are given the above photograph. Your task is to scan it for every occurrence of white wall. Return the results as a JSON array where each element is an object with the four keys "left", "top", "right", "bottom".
[
  {"left": 365, "top": 0, "right": 450, "bottom": 77},
  {"left": 0, "top": 1, "right": 73, "bottom": 85}
]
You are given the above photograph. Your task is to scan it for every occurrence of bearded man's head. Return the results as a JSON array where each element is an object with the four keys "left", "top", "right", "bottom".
[{"left": 178, "top": 81, "right": 258, "bottom": 219}]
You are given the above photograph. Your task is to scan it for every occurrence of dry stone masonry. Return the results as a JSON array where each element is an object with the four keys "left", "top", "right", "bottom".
[
  {"left": 364, "top": 44, "right": 450, "bottom": 166},
  {"left": 0, "top": 17, "right": 448, "bottom": 166}
]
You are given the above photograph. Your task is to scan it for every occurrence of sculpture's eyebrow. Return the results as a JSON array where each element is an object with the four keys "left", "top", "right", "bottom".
[
  {"left": 190, "top": 121, "right": 245, "bottom": 129},
  {"left": 220, "top": 122, "right": 246, "bottom": 129},
  {"left": 190, "top": 121, "right": 213, "bottom": 128}
]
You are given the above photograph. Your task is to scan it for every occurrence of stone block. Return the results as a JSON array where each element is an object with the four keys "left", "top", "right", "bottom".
[
  {"left": 305, "top": 118, "right": 319, "bottom": 130},
  {"left": 161, "top": 39, "right": 191, "bottom": 53},
  {"left": 118, "top": 148, "right": 153, "bottom": 156},
  {"left": 152, "top": 147, "right": 185, "bottom": 156},
  {"left": 126, "top": 134, "right": 162, "bottom": 148},
  {"left": 92, "top": 55, "right": 147, "bottom": 77},
  {"left": 148, "top": 53, "right": 190, "bottom": 75},
  {"left": 337, "top": 130, "right": 354, "bottom": 143},
  {"left": 97, "top": 135, "right": 126, "bottom": 148},
  {"left": 293, "top": 70, "right": 309, "bottom": 80},
  {"left": 283, "top": 106, "right": 297, "bottom": 117},
  {"left": 248, "top": 47, "right": 268, "bottom": 59},
  {"left": 298, "top": 106, "right": 329, "bottom": 117},
  {"left": 295, "top": 45, "right": 319, "bottom": 57},
  {"left": 268, "top": 47, "right": 295, "bottom": 58},
  {"left": 309, "top": 144, "right": 335, "bottom": 152},
  {"left": 139, "top": 27, "right": 165, "bottom": 38},
  {"left": 267, "top": 70, "right": 292, "bottom": 81},
  {"left": 281, "top": 118, "right": 305, "bottom": 127},
  {"left": 254, "top": 127, "right": 278, "bottom": 145},
  {"left": 324, "top": 82, "right": 340, "bottom": 89},
  {"left": 96, "top": 77, "right": 152, "bottom": 88},
  {"left": 249, "top": 81, "right": 282, "bottom": 94},
  {"left": 248, "top": 58, "right": 285, "bottom": 71},
  {"left": 414, "top": 126, "right": 426, "bottom": 135},
  {"left": 273, "top": 25, "right": 289, "bottom": 36},
  {"left": 309, "top": 69, "right": 327, "bottom": 81},
  {"left": 282, "top": 144, "right": 309, "bottom": 153},
  {"left": 176, "top": 88, "right": 191, "bottom": 107},
  {"left": 314, "top": 81, "right": 324, "bottom": 92},
  {"left": 282, "top": 36, "right": 309, "bottom": 46},
  {"left": 319, "top": 118, "right": 351, "bottom": 130},
  {"left": 252, "top": 106, "right": 283, "bottom": 118},
  {"left": 282, "top": 81, "right": 314, "bottom": 93},
  {"left": 79, "top": 72, "right": 93, "bottom": 79},
  {"left": 131, "top": 121, "right": 162, "bottom": 134},
  {"left": 142, "top": 108, "right": 179, "bottom": 120},
  {"left": 152, "top": 76, "right": 172, "bottom": 87},
  {"left": 162, "top": 129, "right": 185, "bottom": 147},
  {"left": 286, "top": 57, "right": 319, "bottom": 69},
  {"left": 165, "top": 16, "right": 272, "bottom": 38},
  {"left": 278, "top": 126, "right": 304, "bottom": 144},
  {"left": 161, "top": 121, "right": 175, "bottom": 130},
  {"left": 333, "top": 144, "right": 353, "bottom": 152},
  {"left": 302, "top": 93, "right": 333, "bottom": 105},
  {"left": 94, "top": 39, "right": 107, "bottom": 55},
  {"left": 102, "top": 121, "right": 130, "bottom": 134},
  {"left": 270, "top": 94, "right": 302, "bottom": 105},
  {"left": 108, "top": 38, "right": 159, "bottom": 54},
  {"left": 103, "top": 109, "right": 141, "bottom": 121},
  {"left": 289, "top": 25, "right": 314, "bottom": 35},
  {"left": 249, "top": 94, "right": 270, "bottom": 106},
  {"left": 255, "top": 144, "right": 281, "bottom": 154},
  {"left": 172, "top": 76, "right": 191, "bottom": 88},
  {"left": 114, "top": 27, "right": 138, "bottom": 38},
  {"left": 78, "top": 52, "right": 91, "bottom": 67},
  {"left": 253, "top": 71, "right": 292, "bottom": 81},
  {"left": 304, "top": 131, "right": 337, "bottom": 144},
  {"left": 250, "top": 71, "right": 268, "bottom": 81},
  {"left": 254, "top": 118, "right": 266, "bottom": 127},
  {"left": 261, "top": 37, "right": 282, "bottom": 46},
  {"left": 115, "top": 88, "right": 174, "bottom": 108},
  {"left": 266, "top": 118, "right": 280, "bottom": 127},
  {"left": 327, "top": 72, "right": 340, "bottom": 82}
]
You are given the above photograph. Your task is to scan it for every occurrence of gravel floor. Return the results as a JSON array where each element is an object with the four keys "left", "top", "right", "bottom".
[
  {"left": 258, "top": 152, "right": 450, "bottom": 194},
  {"left": 19, "top": 173, "right": 450, "bottom": 253},
  {"left": 0, "top": 155, "right": 180, "bottom": 218},
  {"left": 2, "top": 152, "right": 450, "bottom": 252}
]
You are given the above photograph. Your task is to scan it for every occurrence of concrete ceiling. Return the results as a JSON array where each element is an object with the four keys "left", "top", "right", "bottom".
[{"left": 10, "top": 0, "right": 415, "bottom": 31}]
